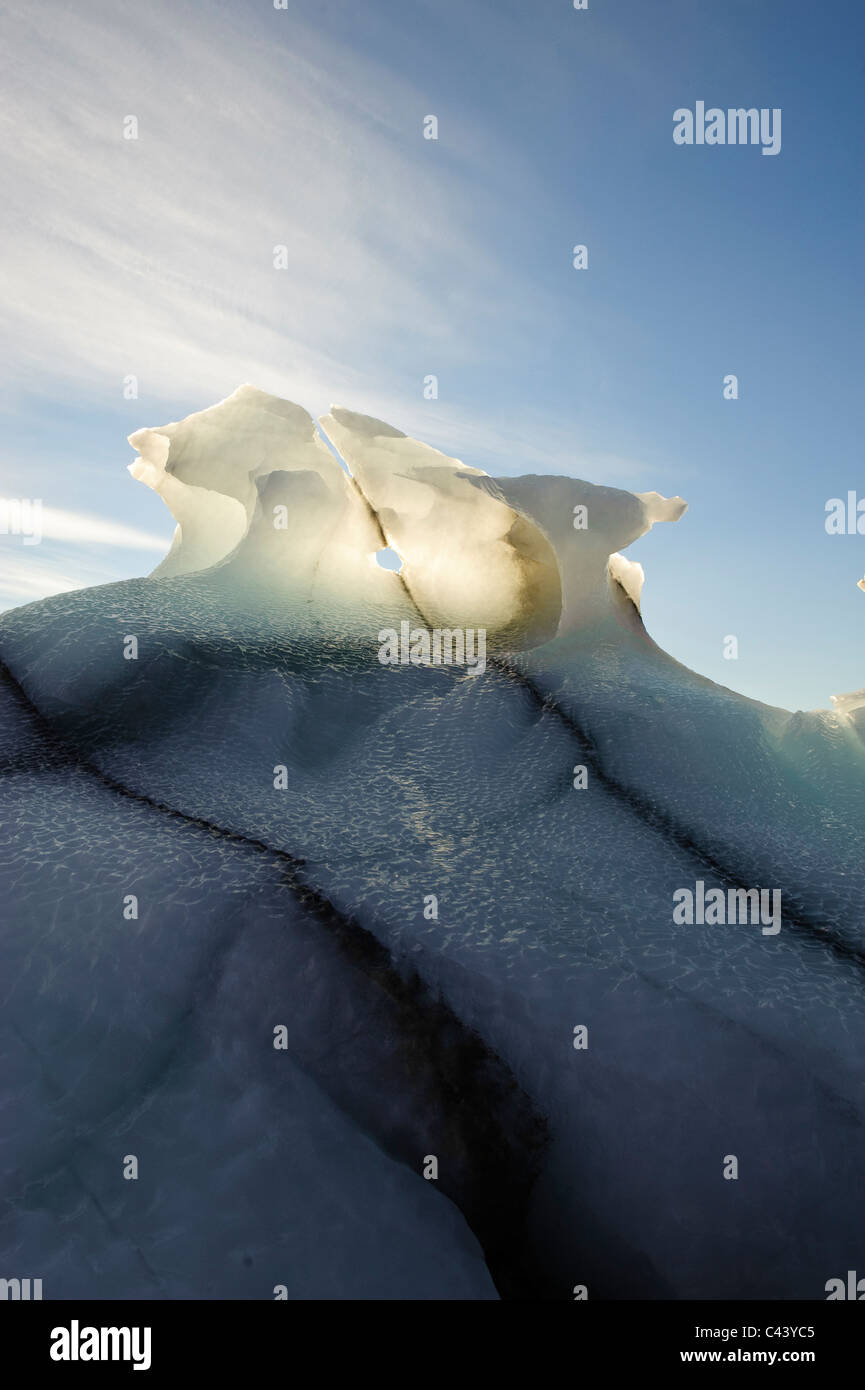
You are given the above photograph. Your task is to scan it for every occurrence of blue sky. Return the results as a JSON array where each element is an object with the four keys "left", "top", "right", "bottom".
[{"left": 0, "top": 0, "right": 862, "bottom": 710}]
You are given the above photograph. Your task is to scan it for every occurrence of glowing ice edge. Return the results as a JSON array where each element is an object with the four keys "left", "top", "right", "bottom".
[
  {"left": 129, "top": 384, "right": 861, "bottom": 716},
  {"left": 129, "top": 385, "right": 680, "bottom": 644}
]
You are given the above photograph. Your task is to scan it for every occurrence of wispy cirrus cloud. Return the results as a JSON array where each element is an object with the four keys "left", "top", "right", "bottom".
[
  {"left": 0, "top": 0, "right": 543, "bottom": 411},
  {"left": 0, "top": 0, "right": 627, "bottom": 484}
]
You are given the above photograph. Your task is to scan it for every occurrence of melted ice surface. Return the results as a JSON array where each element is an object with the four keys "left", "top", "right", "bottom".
[{"left": 1, "top": 386, "right": 864, "bottom": 1300}]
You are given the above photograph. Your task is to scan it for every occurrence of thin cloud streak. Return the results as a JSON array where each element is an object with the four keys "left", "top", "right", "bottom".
[
  {"left": 34, "top": 507, "right": 169, "bottom": 551},
  {"left": 0, "top": 0, "right": 547, "bottom": 416}
]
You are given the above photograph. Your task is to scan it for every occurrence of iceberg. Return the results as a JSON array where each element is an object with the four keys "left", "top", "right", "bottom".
[{"left": 1, "top": 386, "right": 863, "bottom": 1300}]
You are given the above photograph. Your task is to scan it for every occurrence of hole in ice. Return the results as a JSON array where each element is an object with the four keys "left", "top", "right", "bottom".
[{"left": 375, "top": 547, "right": 403, "bottom": 573}]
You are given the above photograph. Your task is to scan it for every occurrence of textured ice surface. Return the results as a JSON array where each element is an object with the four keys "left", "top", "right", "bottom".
[
  {"left": 1, "top": 387, "right": 863, "bottom": 1300},
  {"left": 0, "top": 679, "right": 501, "bottom": 1300}
]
